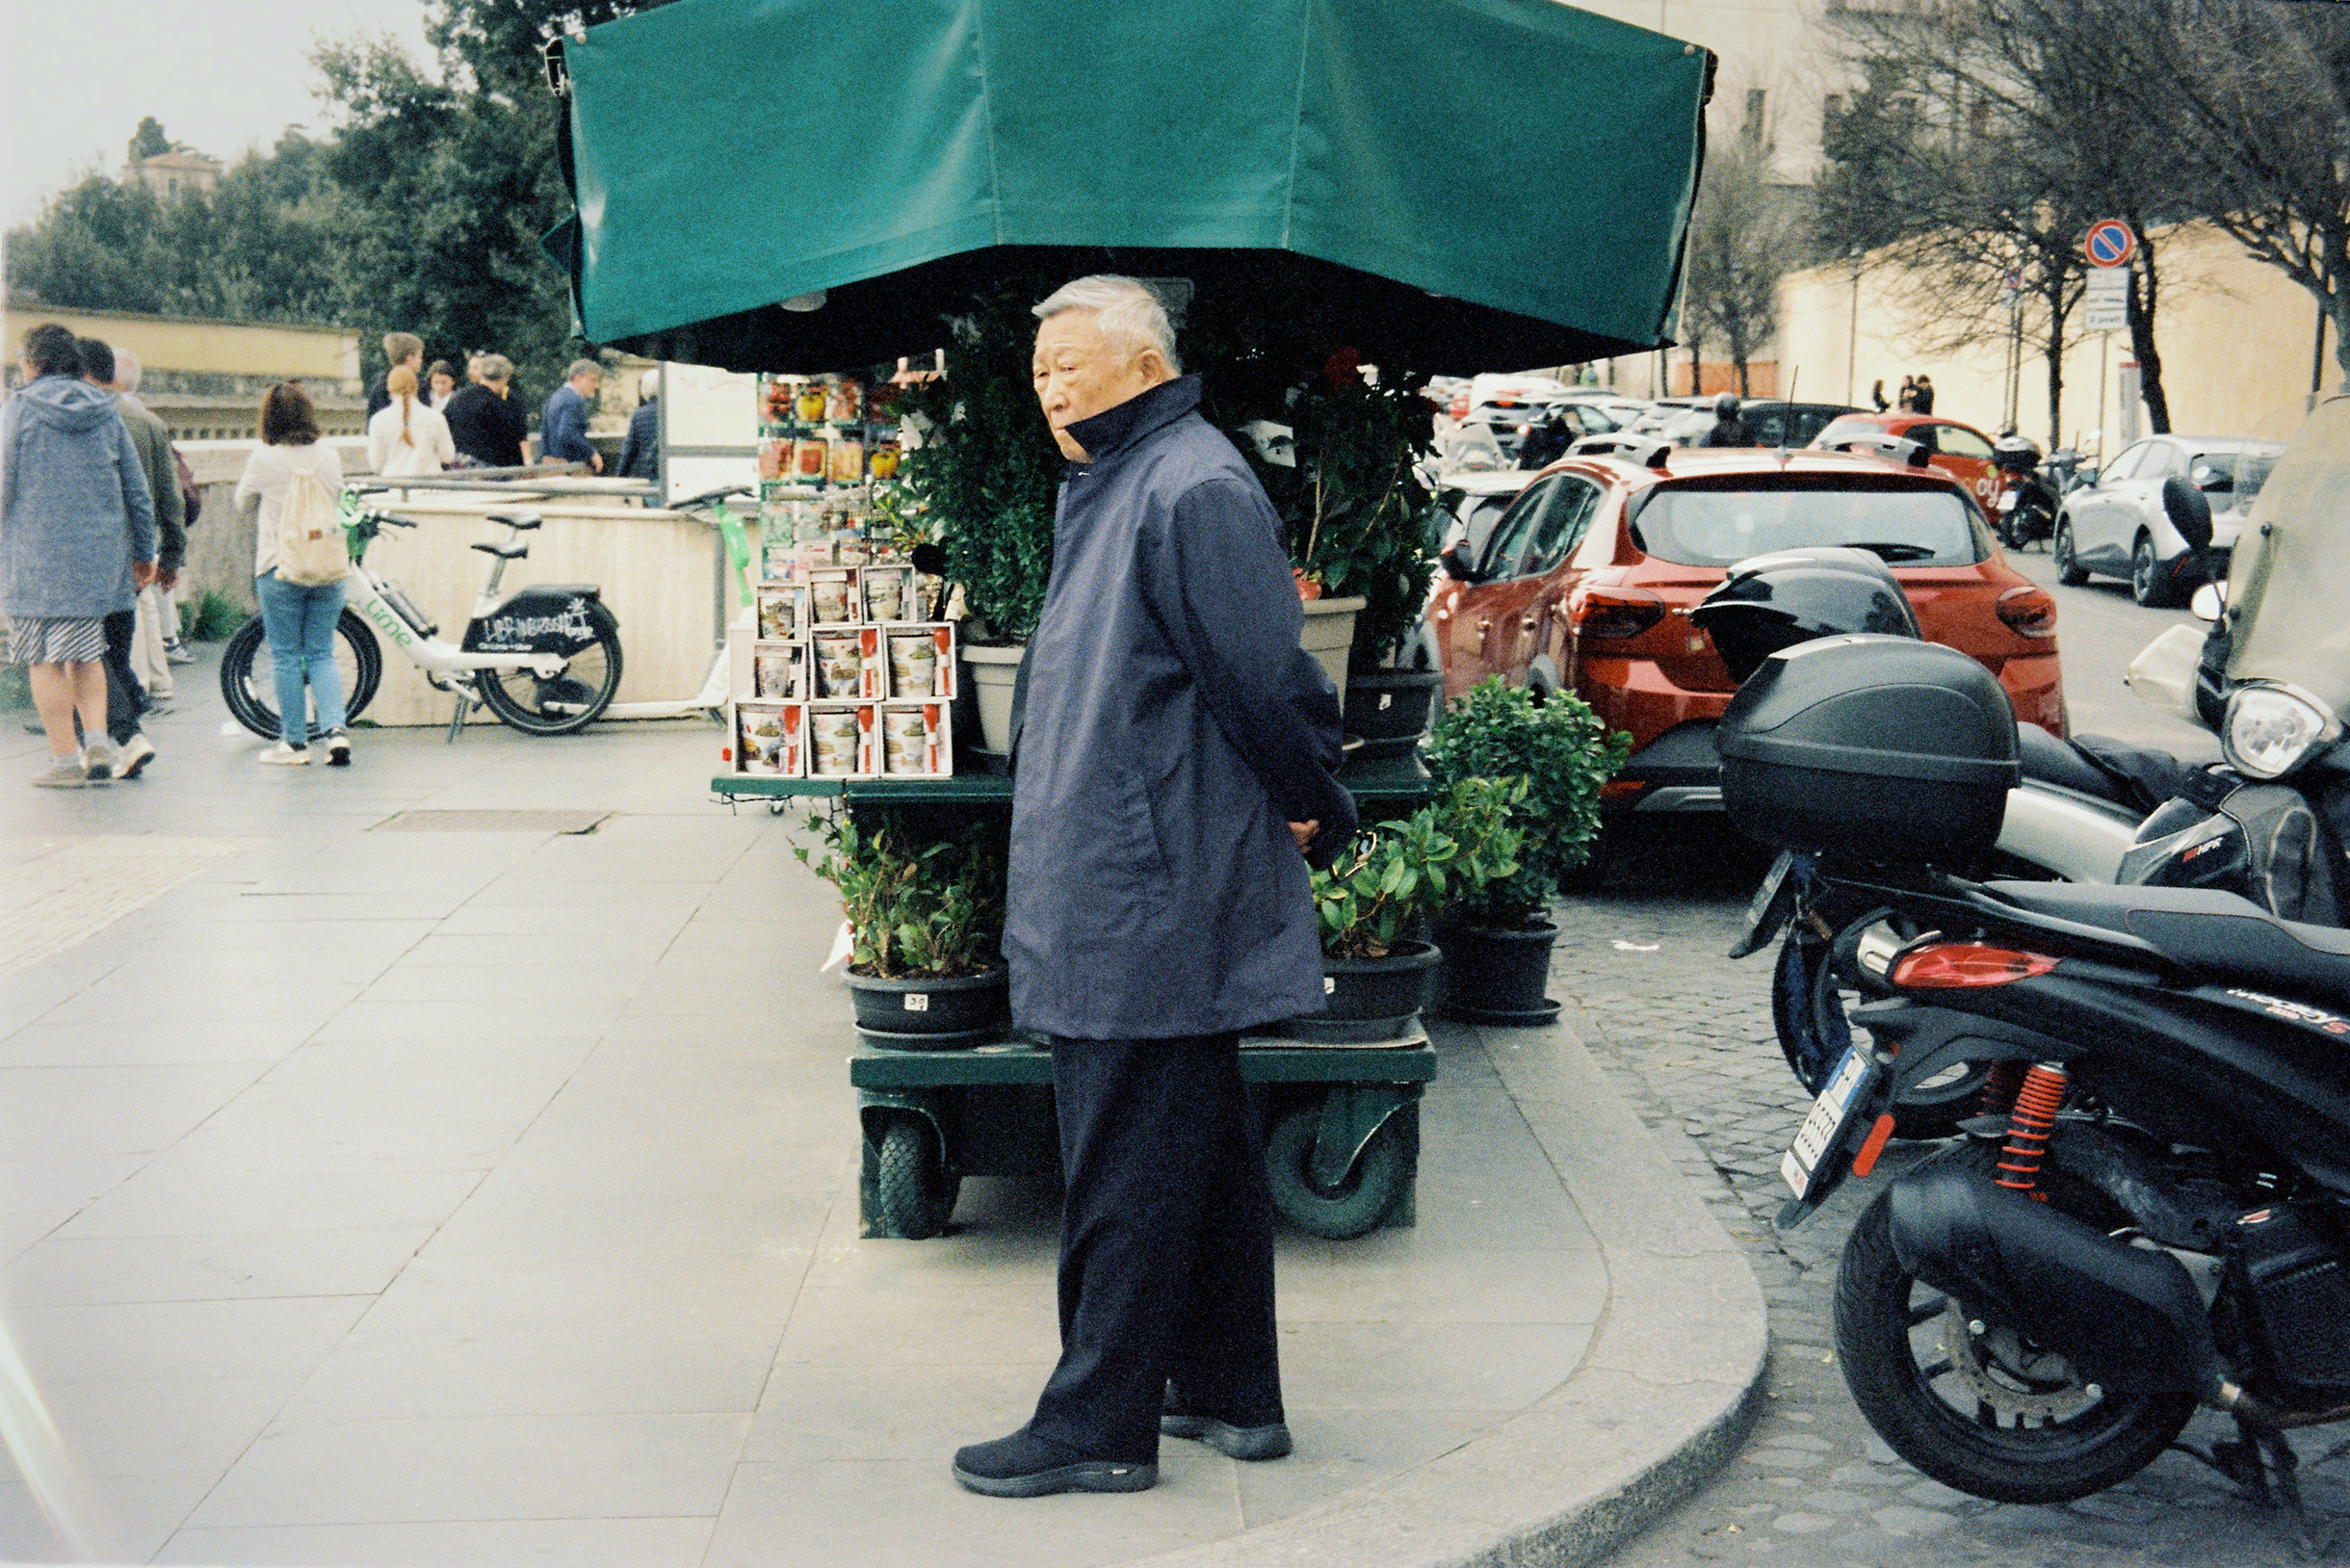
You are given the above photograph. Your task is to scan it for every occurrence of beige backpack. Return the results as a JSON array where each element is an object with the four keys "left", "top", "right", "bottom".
[{"left": 275, "top": 457, "right": 350, "bottom": 587}]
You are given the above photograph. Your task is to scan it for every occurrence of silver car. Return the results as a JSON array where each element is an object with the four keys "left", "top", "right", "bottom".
[{"left": 2053, "top": 433, "right": 2285, "bottom": 607}]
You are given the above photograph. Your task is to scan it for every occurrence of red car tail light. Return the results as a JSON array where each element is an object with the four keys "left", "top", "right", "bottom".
[
  {"left": 1997, "top": 584, "right": 2058, "bottom": 639},
  {"left": 1889, "top": 944, "right": 2058, "bottom": 989},
  {"left": 1573, "top": 588, "right": 1667, "bottom": 640}
]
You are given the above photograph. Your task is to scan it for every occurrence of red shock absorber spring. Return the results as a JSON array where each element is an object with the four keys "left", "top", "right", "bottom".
[
  {"left": 1979, "top": 1060, "right": 2027, "bottom": 1117},
  {"left": 1995, "top": 1063, "right": 2068, "bottom": 1195}
]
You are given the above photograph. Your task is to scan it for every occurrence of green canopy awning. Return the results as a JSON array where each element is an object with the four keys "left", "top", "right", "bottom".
[{"left": 551, "top": 0, "right": 1711, "bottom": 373}]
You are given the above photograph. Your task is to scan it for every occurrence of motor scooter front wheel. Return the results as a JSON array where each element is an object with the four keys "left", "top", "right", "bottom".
[{"left": 1834, "top": 1142, "right": 2196, "bottom": 1504}]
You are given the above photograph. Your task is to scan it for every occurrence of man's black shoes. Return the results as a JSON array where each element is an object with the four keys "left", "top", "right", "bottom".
[
  {"left": 1159, "top": 1411, "right": 1293, "bottom": 1461},
  {"left": 952, "top": 1428, "right": 1157, "bottom": 1498},
  {"left": 1160, "top": 1384, "right": 1293, "bottom": 1460}
]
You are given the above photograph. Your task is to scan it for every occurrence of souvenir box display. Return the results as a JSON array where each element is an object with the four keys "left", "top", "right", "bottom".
[
  {"left": 752, "top": 642, "right": 807, "bottom": 700},
  {"left": 732, "top": 699, "right": 805, "bottom": 777}
]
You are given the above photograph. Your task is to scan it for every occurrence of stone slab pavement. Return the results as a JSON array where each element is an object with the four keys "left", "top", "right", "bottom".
[{"left": 0, "top": 661, "right": 1766, "bottom": 1568}]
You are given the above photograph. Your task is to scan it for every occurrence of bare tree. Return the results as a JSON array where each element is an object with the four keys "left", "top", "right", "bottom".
[
  {"left": 1684, "top": 126, "right": 1803, "bottom": 397},
  {"left": 1815, "top": 0, "right": 2191, "bottom": 441},
  {"left": 2110, "top": 0, "right": 2350, "bottom": 387}
]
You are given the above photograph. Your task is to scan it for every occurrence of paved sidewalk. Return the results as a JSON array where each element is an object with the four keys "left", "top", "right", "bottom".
[{"left": 0, "top": 674, "right": 1762, "bottom": 1567}]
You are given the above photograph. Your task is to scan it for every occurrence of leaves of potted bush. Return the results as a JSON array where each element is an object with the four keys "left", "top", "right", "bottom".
[
  {"left": 1423, "top": 679, "right": 1632, "bottom": 1023},
  {"left": 794, "top": 807, "right": 1010, "bottom": 1046},
  {"left": 1295, "top": 776, "right": 1526, "bottom": 1042}
]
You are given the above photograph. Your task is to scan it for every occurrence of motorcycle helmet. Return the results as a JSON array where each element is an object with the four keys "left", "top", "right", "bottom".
[
  {"left": 1992, "top": 433, "right": 2043, "bottom": 472},
  {"left": 1690, "top": 546, "right": 1922, "bottom": 685},
  {"left": 1714, "top": 392, "right": 1742, "bottom": 417}
]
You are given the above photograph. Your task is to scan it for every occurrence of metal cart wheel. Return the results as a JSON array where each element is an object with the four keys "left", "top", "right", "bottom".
[
  {"left": 1265, "top": 1102, "right": 1408, "bottom": 1240},
  {"left": 874, "top": 1114, "right": 959, "bottom": 1240}
]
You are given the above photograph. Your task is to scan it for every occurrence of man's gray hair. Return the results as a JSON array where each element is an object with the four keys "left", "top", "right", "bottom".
[
  {"left": 479, "top": 353, "right": 513, "bottom": 382},
  {"left": 112, "top": 348, "right": 143, "bottom": 394},
  {"left": 1033, "top": 275, "right": 1181, "bottom": 372},
  {"left": 567, "top": 358, "right": 602, "bottom": 383}
]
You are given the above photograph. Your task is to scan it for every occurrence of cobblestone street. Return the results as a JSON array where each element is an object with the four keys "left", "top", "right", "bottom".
[{"left": 1559, "top": 830, "right": 2350, "bottom": 1567}]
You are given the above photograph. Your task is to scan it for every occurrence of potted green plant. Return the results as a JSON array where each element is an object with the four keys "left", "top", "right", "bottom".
[
  {"left": 890, "top": 287, "right": 1065, "bottom": 756},
  {"left": 1219, "top": 366, "right": 1444, "bottom": 743},
  {"left": 1423, "top": 679, "right": 1632, "bottom": 1023},
  {"left": 794, "top": 807, "right": 1010, "bottom": 1045},
  {"left": 1295, "top": 776, "right": 1525, "bottom": 1041}
]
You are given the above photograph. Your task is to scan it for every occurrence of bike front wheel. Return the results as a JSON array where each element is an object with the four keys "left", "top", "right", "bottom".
[
  {"left": 219, "top": 610, "right": 382, "bottom": 742},
  {"left": 474, "top": 604, "right": 624, "bottom": 736}
]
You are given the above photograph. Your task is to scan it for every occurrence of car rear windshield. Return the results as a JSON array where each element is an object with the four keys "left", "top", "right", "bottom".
[{"left": 1627, "top": 480, "right": 1987, "bottom": 567}]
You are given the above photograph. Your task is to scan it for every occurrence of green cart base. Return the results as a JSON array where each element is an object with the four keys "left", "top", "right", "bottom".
[{"left": 850, "top": 1032, "right": 1436, "bottom": 1242}]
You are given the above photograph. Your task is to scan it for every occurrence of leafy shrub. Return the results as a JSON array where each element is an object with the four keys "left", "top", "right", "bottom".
[
  {"left": 794, "top": 808, "right": 1006, "bottom": 980},
  {"left": 1423, "top": 679, "right": 1632, "bottom": 926},
  {"left": 182, "top": 589, "right": 246, "bottom": 641},
  {"left": 1313, "top": 777, "right": 1526, "bottom": 959}
]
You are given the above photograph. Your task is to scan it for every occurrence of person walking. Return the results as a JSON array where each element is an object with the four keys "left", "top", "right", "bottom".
[
  {"left": 952, "top": 275, "right": 1354, "bottom": 1499},
  {"left": 368, "top": 365, "right": 455, "bottom": 479},
  {"left": 366, "top": 332, "right": 425, "bottom": 419},
  {"left": 616, "top": 369, "right": 660, "bottom": 481},
  {"left": 444, "top": 354, "right": 529, "bottom": 469},
  {"left": 540, "top": 358, "right": 605, "bottom": 473},
  {"left": 1, "top": 324, "right": 157, "bottom": 788},
  {"left": 234, "top": 381, "right": 351, "bottom": 766},
  {"left": 83, "top": 342, "right": 182, "bottom": 779}
]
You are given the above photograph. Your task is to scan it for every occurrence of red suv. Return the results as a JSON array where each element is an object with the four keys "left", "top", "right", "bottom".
[{"left": 1423, "top": 445, "right": 2065, "bottom": 814}]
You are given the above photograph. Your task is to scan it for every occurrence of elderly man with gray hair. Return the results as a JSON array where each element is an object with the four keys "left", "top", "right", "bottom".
[
  {"left": 540, "top": 357, "right": 605, "bottom": 473},
  {"left": 951, "top": 276, "right": 1355, "bottom": 1499},
  {"left": 444, "top": 353, "right": 530, "bottom": 469}
]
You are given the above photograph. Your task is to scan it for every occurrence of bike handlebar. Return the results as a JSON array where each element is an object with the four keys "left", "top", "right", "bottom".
[{"left": 670, "top": 484, "right": 756, "bottom": 512}]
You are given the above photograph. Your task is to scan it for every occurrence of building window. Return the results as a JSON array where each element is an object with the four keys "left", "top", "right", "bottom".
[{"left": 1743, "top": 89, "right": 1766, "bottom": 144}]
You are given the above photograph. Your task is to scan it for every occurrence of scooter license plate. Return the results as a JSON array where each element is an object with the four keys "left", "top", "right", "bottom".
[{"left": 1781, "top": 1047, "right": 1881, "bottom": 1201}]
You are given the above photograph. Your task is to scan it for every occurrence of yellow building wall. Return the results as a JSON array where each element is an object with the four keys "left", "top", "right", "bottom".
[
  {"left": 0, "top": 301, "right": 359, "bottom": 386},
  {"left": 1778, "top": 222, "right": 2334, "bottom": 458}
]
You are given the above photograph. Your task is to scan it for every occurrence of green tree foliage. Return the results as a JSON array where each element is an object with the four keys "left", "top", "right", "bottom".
[
  {"left": 127, "top": 117, "right": 173, "bottom": 163},
  {"left": 5, "top": 3, "right": 685, "bottom": 394}
]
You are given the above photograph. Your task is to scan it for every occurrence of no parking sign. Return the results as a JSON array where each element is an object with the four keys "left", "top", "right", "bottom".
[{"left": 2084, "top": 220, "right": 2136, "bottom": 268}]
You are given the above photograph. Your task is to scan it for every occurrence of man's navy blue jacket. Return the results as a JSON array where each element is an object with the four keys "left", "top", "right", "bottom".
[{"left": 1004, "top": 374, "right": 1357, "bottom": 1040}]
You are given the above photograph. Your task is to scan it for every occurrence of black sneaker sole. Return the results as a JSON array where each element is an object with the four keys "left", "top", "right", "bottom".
[
  {"left": 326, "top": 746, "right": 352, "bottom": 767},
  {"left": 119, "top": 752, "right": 151, "bottom": 780},
  {"left": 952, "top": 1459, "right": 1157, "bottom": 1498},
  {"left": 1160, "top": 1414, "right": 1293, "bottom": 1461}
]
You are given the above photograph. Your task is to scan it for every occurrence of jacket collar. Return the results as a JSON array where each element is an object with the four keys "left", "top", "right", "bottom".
[{"left": 1064, "top": 374, "right": 1201, "bottom": 466}]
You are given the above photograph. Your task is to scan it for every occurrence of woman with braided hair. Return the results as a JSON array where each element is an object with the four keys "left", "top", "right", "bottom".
[{"left": 365, "top": 364, "right": 454, "bottom": 480}]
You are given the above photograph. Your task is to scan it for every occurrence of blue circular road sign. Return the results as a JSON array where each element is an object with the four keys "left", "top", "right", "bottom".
[{"left": 2085, "top": 220, "right": 2136, "bottom": 268}]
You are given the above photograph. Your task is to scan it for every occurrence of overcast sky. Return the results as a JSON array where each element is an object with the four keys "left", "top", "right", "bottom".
[{"left": 4, "top": 0, "right": 437, "bottom": 228}]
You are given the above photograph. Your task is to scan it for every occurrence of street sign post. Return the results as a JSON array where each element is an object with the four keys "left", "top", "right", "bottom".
[{"left": 2082, "top": 267, "right": 2128, "bottom": 332}]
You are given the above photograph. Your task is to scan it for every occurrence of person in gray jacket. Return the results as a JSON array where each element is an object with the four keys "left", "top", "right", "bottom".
[
  {"left": 953, "top": 276, "right": 1355, "bottom": 1499},
  {"left": 2, "top": 324, "right": 156, "bottom": 787}
]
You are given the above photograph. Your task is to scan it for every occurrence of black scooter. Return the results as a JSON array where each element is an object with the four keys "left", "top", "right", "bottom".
[
  {"left": 1723, "top": 635, "right": 2350, "bottom": 1523},
  {"left": 1991, "top": 434, "right": 2063, "bottom": 551}
]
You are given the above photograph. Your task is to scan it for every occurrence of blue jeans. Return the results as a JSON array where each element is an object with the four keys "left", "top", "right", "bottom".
[{"left": 254, "top": 571, "right": 347, "bottom": 743}]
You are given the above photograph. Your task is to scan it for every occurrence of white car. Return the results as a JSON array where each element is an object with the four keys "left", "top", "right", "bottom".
[{"left": 2052, "top": 434, "right": 2285, "bottom": 607}]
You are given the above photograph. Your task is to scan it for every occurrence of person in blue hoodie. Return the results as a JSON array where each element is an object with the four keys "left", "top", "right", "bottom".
[{"left": 2, "top": 324, "right": 157, "bottom": 788}]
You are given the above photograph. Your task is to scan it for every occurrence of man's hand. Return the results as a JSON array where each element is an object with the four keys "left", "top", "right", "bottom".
[
  {"left": 157, "top": 569, "right": 178, "bottom": 592},
  {"left": 1289, "top": 819, "right": 1319, "bottom": 853},
  {"left": 588, "top": 452, "right": 605, "bottom": 475},
  {"left": 133, "top": 561, "right": 157, "bottom": 588}
]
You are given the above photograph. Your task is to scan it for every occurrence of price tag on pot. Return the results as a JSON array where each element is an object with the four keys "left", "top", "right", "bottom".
[
  {"left": 1324, "top": 977, "right": 1337, "bottom": 995},
  {"left": 903, "top": 993, "right": 929, "bottom": 1012}
]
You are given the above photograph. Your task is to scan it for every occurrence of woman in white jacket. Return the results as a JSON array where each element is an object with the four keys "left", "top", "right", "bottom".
[
  {"left": 235, "top": 382, "right": 351, "bottom": 766},
  {"left": 367, "top": 365, "right": 455, "bottom": 479}
]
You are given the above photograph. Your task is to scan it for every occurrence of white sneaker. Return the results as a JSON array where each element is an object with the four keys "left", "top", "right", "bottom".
[
  {"left": 118, "top": 734, "right": 156, "bottom": 779},
  {"left": 259, "top": 742, "right": 310, "bottom": 766}
]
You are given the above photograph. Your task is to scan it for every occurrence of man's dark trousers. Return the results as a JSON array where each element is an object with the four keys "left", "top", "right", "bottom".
[
  {"left": 1028, "top": 1032, "right": 1283, "bottom": 1461},
  {"left": 102, "top": 609, "right": 147, "bottom": 745}
]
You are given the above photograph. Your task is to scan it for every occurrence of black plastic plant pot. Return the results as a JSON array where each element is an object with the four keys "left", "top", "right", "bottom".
[
  {"left": 1286, "top": 939, "right": 1440, "bottom": 1042},
  {"left": 1436, "top": 920, "right": 1562, "bottom": 1025},
  {"left": 845, "top": 966, "right": 1010, "bottom": 1048},
  {"left": 1344, "top": 669, "right": 1446, "bottom": 759}
]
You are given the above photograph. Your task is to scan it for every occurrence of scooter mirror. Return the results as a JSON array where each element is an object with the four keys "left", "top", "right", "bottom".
[
  {"left": 2162, "top": 474, "right": 2215, "bottom": 552},
  {"left": 2190, "top": 581, "right": 2226, "bottom": 622}
]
